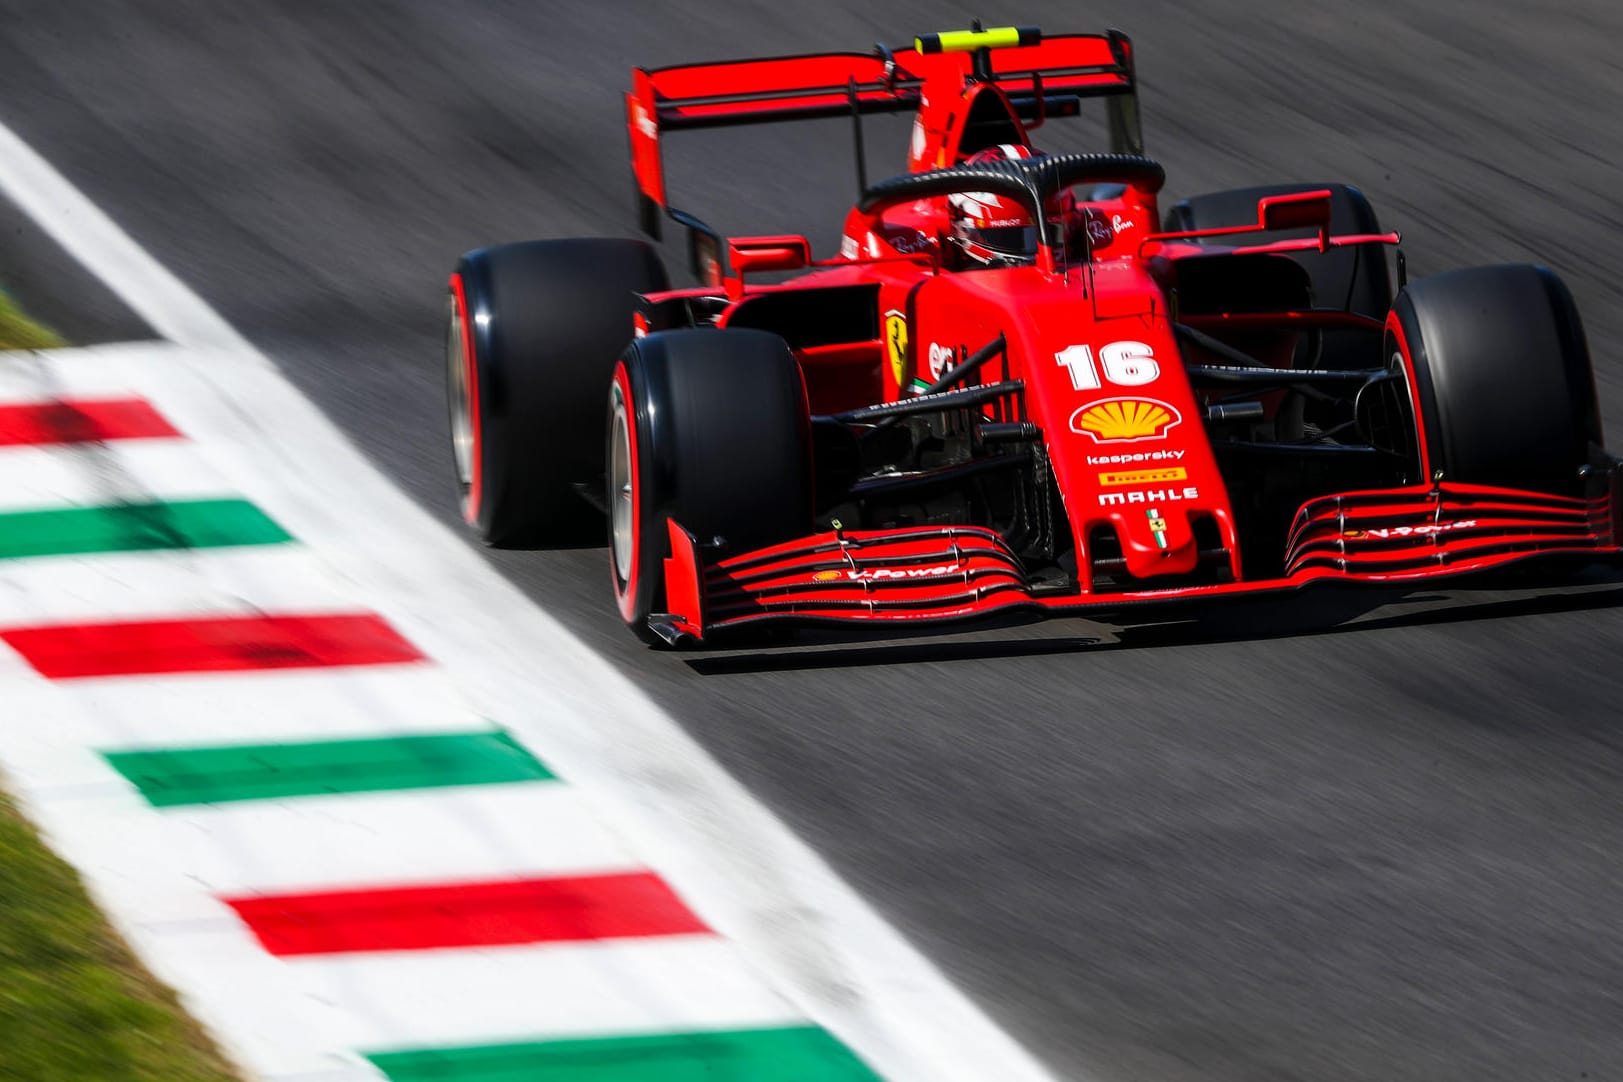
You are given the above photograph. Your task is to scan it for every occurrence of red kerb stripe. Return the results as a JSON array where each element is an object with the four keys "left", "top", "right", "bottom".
[
  {"left": 0, "top": 398, "right": 180, "bottom": 445},
  {"left": 225, "top": 872, "right": 709, "bottom": 956},
  {"left": 1, "top": 613, "right": 424, "bottom": 678}
]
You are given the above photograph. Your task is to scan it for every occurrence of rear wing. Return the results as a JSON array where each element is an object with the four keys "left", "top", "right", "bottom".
[
  {"left": 976, "top": 31, "right": 1142, "bottom": 156},
  {"left": 626, "top": 27, "right": 1143, "bottom": 250},
  {"left": 626, "top": 52, "right": 909, "bottom": 241}
]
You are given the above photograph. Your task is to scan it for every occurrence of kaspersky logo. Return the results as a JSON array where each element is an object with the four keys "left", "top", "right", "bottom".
[{"left": 1070, "top": 397, "right": 1182, "bottom": 443}]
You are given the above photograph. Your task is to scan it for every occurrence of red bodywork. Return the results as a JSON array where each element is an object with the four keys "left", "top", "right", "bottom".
[{"left": 623, "top": 30, "right": 1622, "bottom": 642}]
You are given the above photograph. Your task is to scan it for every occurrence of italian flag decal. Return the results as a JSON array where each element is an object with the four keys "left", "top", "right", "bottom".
[{"left": 0, "top": 383, "right": 880, "bottom": 1081}]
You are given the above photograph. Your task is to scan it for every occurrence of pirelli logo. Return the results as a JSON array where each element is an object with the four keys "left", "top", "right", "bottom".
[{"left": 1099, "top": 467, "right": 1187, "bottom": 487}]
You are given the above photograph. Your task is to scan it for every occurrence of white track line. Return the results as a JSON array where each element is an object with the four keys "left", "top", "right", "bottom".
[
  {"left": 0, "top": 114, "right": 1062, "bottom": 1081},
  {"left": 0, "top": 129, "right": 248, "bottom": 351}
]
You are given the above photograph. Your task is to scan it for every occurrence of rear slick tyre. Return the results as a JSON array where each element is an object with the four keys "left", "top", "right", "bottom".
[
  {"left": 609, "top": 329, "right": 813, "bottom": 645},
  {"left": 1165, "top": 182, "right": 1390, "bottom": 318},
  {"left": 1166, "top": 182, "right": 1389, "bottom": 370}
]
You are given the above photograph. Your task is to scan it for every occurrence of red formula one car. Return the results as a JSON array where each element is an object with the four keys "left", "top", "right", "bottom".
[{"left": 446, "top": 24, "right": 1621, "bottom": 645}]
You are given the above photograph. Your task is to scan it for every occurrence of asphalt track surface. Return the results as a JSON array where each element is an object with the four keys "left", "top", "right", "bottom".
[{"left": 4, "top": 3, "right": 1623, "bottom": 1079}]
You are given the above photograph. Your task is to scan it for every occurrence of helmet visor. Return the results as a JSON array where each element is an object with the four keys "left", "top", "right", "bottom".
[{"left": 971, "top": 224, "right": 1037, "bottom": 257}]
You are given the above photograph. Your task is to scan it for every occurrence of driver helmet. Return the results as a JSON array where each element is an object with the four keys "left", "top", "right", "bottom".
[{"left": 948, "top": 145, "right": 1077, "bottom": 267}]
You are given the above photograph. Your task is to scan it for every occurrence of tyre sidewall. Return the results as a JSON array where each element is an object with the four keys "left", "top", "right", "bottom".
[
  {"left": 608, "top": 354, "right": 662, "bottom": 632},
  {"left": 1389, "top": 264, "right": 1597, "bottom": 493},
  {"left": 609, "top": 329, "right": 812, "bottom": 641},
  {"left": 449, "top": 238, "right": 668, "bottom": 547}
]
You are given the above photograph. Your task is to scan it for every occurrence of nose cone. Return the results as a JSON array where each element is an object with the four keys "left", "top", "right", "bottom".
[{"left": 1118, "top": 505, "right": 1199, "bottom": 578}]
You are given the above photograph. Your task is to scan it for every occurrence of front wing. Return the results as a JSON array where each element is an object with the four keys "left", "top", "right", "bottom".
[{"left": 650, "top": 476, "right": 1623, "bottom": 644}]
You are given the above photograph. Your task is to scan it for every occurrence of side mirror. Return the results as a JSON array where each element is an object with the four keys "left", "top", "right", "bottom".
[
  {"left": 690, "top": 229, "right": 723, "bottom": 287},
  {"left": 671, "top": 208, "right": 725, "bottom": 287},
  {"left": 1257, "top": 189, "right": 1333, "bottom": 249},
  {"left": 728, "top": 235, "right": 812, "bottom": 274}
]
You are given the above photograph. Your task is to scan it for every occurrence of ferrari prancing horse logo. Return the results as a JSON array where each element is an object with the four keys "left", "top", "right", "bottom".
[{"left": 884, "top": 309, "right": 908, "bottom": 388}]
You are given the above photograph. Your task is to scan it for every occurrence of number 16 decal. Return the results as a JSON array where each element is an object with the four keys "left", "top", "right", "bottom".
[{"left": 1055, "top": 340, "right": 1159, "bottom": 390}]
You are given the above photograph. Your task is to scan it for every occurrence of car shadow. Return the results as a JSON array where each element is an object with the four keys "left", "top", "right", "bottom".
[{"left": 682, "top": 568, "right": 1623, "bottom": 675}]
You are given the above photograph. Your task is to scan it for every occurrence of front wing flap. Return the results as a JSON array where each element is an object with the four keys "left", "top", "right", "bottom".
[
  {"left": 651, "top": 522, "right": 1035, "bottom": 642},
  {"left": 1285, "top": 480, "right": 1619, "bottom": 577},
  {"left": 655, "top": 474, "right": 1623, "bottom": 643}
]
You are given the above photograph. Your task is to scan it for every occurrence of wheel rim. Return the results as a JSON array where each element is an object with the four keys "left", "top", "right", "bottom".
[
  {"left": 446, "top": 291, "right": 474, "bottom": 489},
  {"left": 1388, "top": 344, "right": 1425, "bottom": 485},
  {"left": 610, "top": 382, "right": 634, "bottom": 580}
]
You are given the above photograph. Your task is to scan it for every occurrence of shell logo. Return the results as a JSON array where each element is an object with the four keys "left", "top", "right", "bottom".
[
  {"left": 812, "top": 570, "right": 843, "bottom": 582},
  {"left": 1070, "top": 397, "right": 1182, "bottom": 443}
]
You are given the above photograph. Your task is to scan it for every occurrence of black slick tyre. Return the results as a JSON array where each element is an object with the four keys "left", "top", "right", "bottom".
[
  {"left": 608, "top": 328, "right": 813, "bottom": 645},
  {"left": 1388, "top": 264, "right": 1600, "bottom": 496},
  {"left": 447, "top": 238, "right": 668, "bottom": 547}
]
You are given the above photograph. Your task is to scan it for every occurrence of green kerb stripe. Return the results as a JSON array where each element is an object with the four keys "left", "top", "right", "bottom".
[
  {"left": 366, "top": 1025, "right": 881, "bottom": 1082},
  {"left": 0, "top": 499, "right": 290, "bottom": 558},
  {"left": 103, "top": 732, "right": 553, "bottom": 807}
]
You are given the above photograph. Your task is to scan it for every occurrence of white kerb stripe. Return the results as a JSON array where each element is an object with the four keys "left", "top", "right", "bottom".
[
  {"left": 6, "top": 667, "right": 483, "bottom": 764},
  {"left": 281, "top": 937, "right": 805, "bottom": 1051},
  {"left": 0, "top": 341, "right": 166, "bottom": 401},
  {"left": 95, "top": 784, "right": 646, "bottom": 900},
  {"left": 0, "top": 547, "right": 367, "bottom": 626},
  {"left": 114, "top": 920, "right": 389, "bottom": 1082},
  {"left": 0, "top": 442, "right": 237, "bottom": 512}
]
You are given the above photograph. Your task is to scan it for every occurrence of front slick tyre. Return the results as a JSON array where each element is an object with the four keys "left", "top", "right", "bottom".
[
  {"left": 448, "top": 238, "right": 668, "bottom": 548},
  {"left": 1388, "top": 264, "right": 1601, "bottom": 496},
  {"left": 609, "top": 329, "right": 813, "bottom": 646}
]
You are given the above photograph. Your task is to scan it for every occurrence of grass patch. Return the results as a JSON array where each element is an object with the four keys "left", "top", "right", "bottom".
[
  {"left": 0, "top": 287, "right": 63, "bottom": 349},
  {"left": 0, "top": 788, "right": 239, "bottom": 1081}
]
